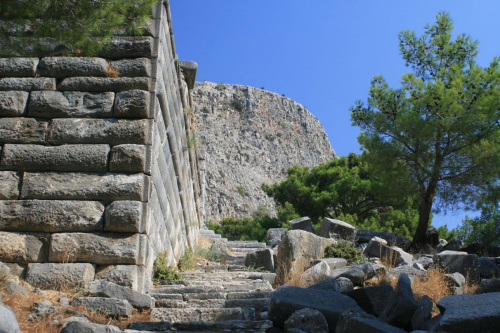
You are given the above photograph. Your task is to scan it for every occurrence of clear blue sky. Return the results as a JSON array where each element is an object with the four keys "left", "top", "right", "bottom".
[{"left": 169, "top": 0, "right": 500, "bottom": 229}]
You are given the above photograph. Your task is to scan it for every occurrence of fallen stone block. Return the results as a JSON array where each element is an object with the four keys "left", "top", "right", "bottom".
[
  {"left": 266, "top": 228, "right": 287, "bottom": 247},
  {"left": 478, "top": 256, "right": 500, "bottom": 279},
  {"left": 0, "top": 171, "right": 21, "bottom": 199},
  {"left": 356, "top": 229, "right": 411, "bottom": 250},
  {"left": 244, "top": 248, "right": 274, "bottom": 272},
  {"left": 151, "top": 308, "right": 247, "bottom": 323},
  {"left": 314, "top": 258, "right": 348, "bottom": 270},
  {"left": 300, "top": 261, "right": 331, "bottom": 287},
  {"left": 476, "top": 278, "right": 500, "bottom": 294},
  {"left": 109, "top": 144, "right": 151, "bottom": 174},
  {"left": 61, "top": 321, "right": 120, "bottom": 333},
  {"left": 89, "top": 280, "right": 153, "bottom": 309},
  {"left": 95, "top": 264, "right": 152, "bottom": 293},
  {"left": 387, "top": 264, "right": 427, "bottom": 282},
  {"left": 343, "top": 284, "right": 394, "bottom": 317},
  {"left": 0, "top": 91, "right": 29, "bottom": 116},
  {"left": 433, "top": 250, "right": 480, "bottom": 281},
  {"left": 0, "top": 57, "right": 38, "bottom": 77},
  {"left": 0, "top": 78, "right": 56, "bottom": 91},
  {"left": 336, "top": 277, "right": 354, "bottom": 292},
  {"left": 0, "top": 118, "right": 48, "bottom": 144},
  {"left": 330, "top": 263, "right": 376, "bottom": 286},
  {"left": 71, "top": 297, "right": 133, "bottom": 317},
  {"left": 318, "top": 217, "right": 356, "bottom": 240},
  {"left": 365, "top": 237, "right": 413, "bottom": 266},
  {"left": 0, "top": 200, "right": 104, "bottom": 232},
  {"left": 379, "top": 273, "right": 417, "bottom": 331},
  {"left": 1, "top": 144, "right": 110, "bottom": 172},
  {"left": 289, "top": 216, "right": 316, "bottom": 234},
  {"left": 0, "top": 304, "right": 21, "bottom": 333},
  {"left": 308, "top": 277, "right": 340, "bottom": 292},
  {"left": 444, "top": 272, "right": 466, "bottom": 294},
  {"left": 58, "top": 77, "right": 152, "bottom": 92},
  {"left": 284, "top": 308, "right": 328, "bottom": 333},
  {"left": 269, "top": 286, "right": 364, "bottom": 331},
  {"left": 111, "top": 58, "right": 152, "bottom": 78},
  {"left": 0, "top": 231, "right": 48, "bottom": 263},
  {"left": 26, "top": 263, "right": 95, "bottom": 290},
  {"left": 21, "top": 172, "right": 150, "bottom": 202},
  {"left": 4, "top": 281, "right": 28, "bottom": 296},
  {"left": 411, "top": 295, "right": 433, "bottom": 331},
  {"left": 336, "top": 311, "right": 407, "bottom": 333},
  {"left": 104, "top": 200, "right": 148, "bottom": 233},
  {"left": 28, "top": 91, "right": 114, "bottom": 118},
  {"left": 38, "top": 57, "right": 108, "bottom": 78}
]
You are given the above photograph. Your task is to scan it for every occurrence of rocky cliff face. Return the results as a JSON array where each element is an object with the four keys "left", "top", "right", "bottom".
[{"left": 192, "top": 81, "right": 336, "bottom": 222}]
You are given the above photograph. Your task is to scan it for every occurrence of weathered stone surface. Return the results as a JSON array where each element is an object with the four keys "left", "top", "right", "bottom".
[
  {"left": 379, "top": 273, "right": 418, "bottom": 331},
  {"left": 343, "top": 284, "right": 394, "bottom": 317},
  {"left": 71, "top": 297, "right": 133, "bottom": 317},
  {"left": 26, "top": 263, "right": 95, "bottom": 290},
  {"left": 111, "top": 58, "right": 151, "bottom": 77},
  {"left": 356, "top": 229, "right": 411, "bottom": 250},
  {"left": 444, "top": 272, "right": 466, "bottom": 294},
  {"left": 38, "top": 57, "right": 108, "bottom": 78},
  {"left": 476, "top": 278, "right": 500, "bottom": 294},
  {"left": 300, "top": 261, "right": 331, "bottom": 287},
  {"left": 244, "top": 248, "right": 274, "bottom": 272},
  {"left": 61, "top": 321, "right": 120, "bottom": 333},
  {"left": 267, "top": 228, "right": 288, "bottom": 247},
  {"left": 478, "top": 256, "right": 500, "bottom": 279},
  {"left": 127, "top": 322, "right": 171, "bottom": 331},
  {"left": 95, "top": 265, "right": 151, "bottom": 293},
  {"left": 433, "top": 250, "right": 480, "bottom": 281},
  {"left": 443, "top": 239, "right": 463, "bottom": 251},
  {"left": 330, "top": 263, "right": 376, "bottom": 286},
  {"left": 336, "top": 311, "right": 407, "bottom": 333},
  {"left": 1, "top": 144, "right": 109, "bottom": 172},
  {"left": 0, "top": 118, "right": 48, "bottom": 144},
  {"left": 308, "top": 277, "right": 340, "bottom": 292},
  {"left": 275, "top": 230, "right": 334, "bottom": 285},
  {"left": 0, "top": 231, "right": 48, "bottom": 263},
  {"left": 58, "top": 77, "right": 151, "bottom": 92},
  {"left": 0, "top": 78, "right": 56, "bottom": 91},
  {"left": 269, "top": 286, "right": 364, "bottom": 331},
  {"left": 109, "top": 144, "right": 151, "bottom": 173},
  {"left": 49, "top": 233, "right": 149, "bottom": 266},
  {"left": 89, "top": 280, "right": 153, "bottom": 309},
  {"left": 289, "top": 217, "right": 316, "bottom": 234},
  {"left": 47, "top": 118, "right": 152, "bottom": 145},
  {"left": 314, "top": 258, "right": 348, "bottom": 270},
  {"left": 28, "top": 91, "right": 114, "bottom": 118},
  {"left": 99, "top": 37, "right": 154, "bottom": 59},
  {"left": 114, "top": 90, "right": 151, "bottom": 118},
  {"left": 365, "top": 237, "right": 413, "bottom": 266},
  {"left": 21, "top": 172, "right": 150, "bottom": 202},
  {"left": 0, "top": 58, "right": 38, "bottom": 77},
  {"left": 0, "top": 171, "right": 20, "bottom": 199},
  {"left": 3, "top": 263, "right": 26, "bottom": 278},
  {"left": 433, "top": 292, "right": 500, "bottom": 333},
  {"left": 0, "top": 200, "right": 104, "bottom": 232},
  {"left": 387, "top": 265, "right": 427, "bottom": 281},
  {"left": 151, "top": 308, "right": 246, "bottom": 323},
  {"left": 336, "top": 277, "right": 354, "bottom": 292},
  {"left": 4, "top": 281, "right": 28, "bottom": 296},
  {"left": 318, "top": 218, "right": 356, "bottom": 240},
  {"left": 104, "top": 200, "right": 148, "bottom": 233},
  {"left": 284, "top": 308, "right": 328, "bottom": 333},
  {"left": 411, "top": 295, "right": 433, "bottom": 331},
  {"left": 0, "top": 304, "right": 21, "bottom": 333},
  {"left": 0, "top": 91, "right": 29, "bottom": 116},
  {"left": 425, "top": 226, "right": 439, "bottom": 247}
]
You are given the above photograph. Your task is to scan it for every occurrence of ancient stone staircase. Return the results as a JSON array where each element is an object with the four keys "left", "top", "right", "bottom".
[{"left": 126, "top": 231, "right": 275, "bottom": 332}]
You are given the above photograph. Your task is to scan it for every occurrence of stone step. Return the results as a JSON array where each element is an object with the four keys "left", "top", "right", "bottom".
[
  {"left": 227, "top": 241, "right": 267, "bottom": 248},
  {"left": 151, "top": 307, "right": 255, "bottom": 322},
  {"left": 225, "top": 298, "right": 270, "bottom": 311},
  {"left": 156, "top": 298, "right": 226, "bottom": 308},
  {"left": 199, "top": 229, "right": 215, "bottom": 235},
  {"left": 151, "top": 282, "right": 273, "bottom": 294},
  {"left": 227, "top": 291, "right": 273, "bottom": 300},
  {"left": 125, "top": 320, "right": 273, "bottom": 333}
]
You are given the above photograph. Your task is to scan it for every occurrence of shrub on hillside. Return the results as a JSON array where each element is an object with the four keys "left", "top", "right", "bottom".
[{"left": 324, "top": 240, "right": 366, "bottom": 265}]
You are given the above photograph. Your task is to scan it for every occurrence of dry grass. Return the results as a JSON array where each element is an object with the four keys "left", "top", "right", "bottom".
[
  {"left": 412, "top": 267, "right": 453, "bottom": 315},
  {"left": 281, "top": 259, "right": 310, "bottom": 288},
  {"left": 106, "top": 61, "right": 119, "bottom": 78}
]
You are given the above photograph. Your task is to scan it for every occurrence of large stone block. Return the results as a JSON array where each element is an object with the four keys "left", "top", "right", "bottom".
[
  {"left": 364, "top": 237, "right": 413, "bottom": 266},
  {"left": 319, "top": 217, "right": 356, "bottom": 240},
  {"left": 244, "top": 248, "right": 274, "bottom": 272},
  {"left": 289, "top": 216, "right": 316, "bottom": 234},
  {"left": 0, "top": 78, "right": 56, "bottom": 91},
  {"left": 89, "top": 280, "right": 153, "bottom": 309},
  {"left": 1, "top": 144, "right": 110, "bottom": 172},
  {"left": 0, "top": 305, "right": 21, "bottom": 333},
  {"left": 0, "top": 200, "right": 104, "bottom": 232},
  {"left": 38, "top": 57, "right": 108, "bottom": 78},
  {"left": 95, "top": 265, "right": 151, "bottom": 293},
  {"left": 0, "top": 58, "right": 38, "bottom": 77},
  {"left": 26, "top": 263, "right": 95, "bottom": 290},
  {"left": 111, "top": 58, "right": 152, "bottom": 77},
  {"left": 0, "top": 171, "right": 21, "bottom": 199},
  {"left": 104, "top": 200, "right": 148, "bottom": 233},
  {"left": 47, "top": 118, "right": 152, "bottom": 145},
  {"left": 0, "top": 91, "right": 29, "bottom": 116},
  {"left": 28, "top": 91, "right": 114, "bottom": 118},
  {"left": 433, "top": 250, "right": 480, "bottom": 281},
  {"left": 0, "top": 231, "right": 49, "bottom": 263},
  {"left": 109, "top": 144, "right": 151, "bottom": 174},
  {"left": 49, "top": 232, "right": 150, "bottom": 266},
  {"left": 114, "top": 90, "right": 151, "bottom": 118},
  {"left": 71, "top": 297, "right": 133, "bottom": 317},
  {"left": 0, "top": 118, "right": 48, "bottom": 144},
  {"left": 21, "top": 172, "right": 150, "bottom": 202},
  {"left": 57, "top": 77, "right": 152, "bottom": 92},
  {"left": 336, "top": 312, "right": 407, "bottom": 333},
  {"left": 98, "top": 37, "right": 154, "bottom": 59}
]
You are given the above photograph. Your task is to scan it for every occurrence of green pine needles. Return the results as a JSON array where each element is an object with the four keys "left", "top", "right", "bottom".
[{"left": 0, "top": 0, "right": 157, "bottom": 56}]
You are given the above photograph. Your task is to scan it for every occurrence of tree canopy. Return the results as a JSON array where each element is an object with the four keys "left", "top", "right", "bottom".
[
  {"left": 0, "top": 0, "right": 156, "bottom": 56},
  {"left": 351, "top": 12, "right": 500, "bottom": 249}
]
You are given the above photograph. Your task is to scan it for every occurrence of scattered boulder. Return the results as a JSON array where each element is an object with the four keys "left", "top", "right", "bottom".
[
  {"left": 0, "top": 305, "right": 21, "bottom": 333},
  {"left": 476, "top": 278, "right": 500, "bottom": 294},
  {"left": 308, "top": 278, "right": 340, "bottom": 293},
  {"left": 424, "top": 226, "right": 439, "bottom": 247},
  {"left": 4, "top": 281, "right": 28, "bottom": 296},
  {"left": 433, "top": 251, "right": 480, "bottom": 281},
  {"left": 27, "top": 300, "right": 55, "bottom": 321},
  {"left": 387, "top": 265, "right": 427, "bottom": 282},
  {"left": 444, "top": 272, "right": 466, "bottom": 295},
  {"left": 330, "top": 263, "right": 376, "bottom": 286},
  {"left": 284, "top": 308, "right": 328, "bottom": 333},
  {"left": 300, "top": 261, "right": 330, "bottom": 287},
  {"left": 71, "top": 297, "right": 133, "bottom": 317},
  {"left": 267, "top": 228, "right": 288, "bottom": 247},
  {"left": 289, "top": 217, "right": 316, "bottom": 234},
  {"left": 432, "top": 292, "right": 500, "bottom": 333},
  {"left": 244, "top": 248, "right": 274, "bottom": 272},
  {"left": 275, "top": 230, "right": 334, "bottom": 285},
  {"left": 364, "top": 237, "right": 413, "bottom": 266},
  {"left": 268, "top": 286, "right": 364, "bottom": 331},
  {"left": 477, "top": 256, "right": 500, "bottom": 279},
  {"left": 61, "top": 321, "right": 121, "bottom": 333},
  {"left": 410, "top": 295, "right": 433, "bottom": 330},
  {"left": 88, "top": 280, "right": 153, "bottom": 309},
  {"left": 443, "top": 239, "right": 463, "bottom": 251},
  {"left": 355, "top": 229, "right": 411, "bottom": 250},
  {"left": 318, "top": 218, "right": 356, "bottom": 241},
  {"left": 335, "top": 277, "right": 354, "bottom": 292},
  {"left": 313, "top": 258, "right": 347, "bottom": 270},
  {"left": 336, "top": 311, "right": 407, "bottom": 333},
  {"left": 413, "top": 255, "right": 434, "bottom": 270},
  {"left": 378, "top": 273, "right": 418, "bottom": 331},
  {"left": 343, "top": 284, "right": 394, "bottom": 317}
]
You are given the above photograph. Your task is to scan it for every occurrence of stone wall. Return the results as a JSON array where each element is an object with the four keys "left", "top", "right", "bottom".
[{"left": 0, "top": 1, "right": 202, "bottom": 292}]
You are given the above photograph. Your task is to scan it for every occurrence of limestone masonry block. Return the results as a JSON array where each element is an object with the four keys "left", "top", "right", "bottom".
[
  {"left": 104, "top": 200, "right": 148, "bottom": 233},
  {"left": 0, "top": 58, "right": 39, "bottom": 77},
  {"left": 0, "top": 78, "right": 56, "bottom": 91},
  {"left": 109, "top": 144, "right": 151, "bottom": 174},
  {"left": 1, "top": 144, "right": 110, "bottom": 172},
  {"left": 114, "top": 90, "right": 151, "bottom": 118},
  {"left": 49, "top": 233, "right": 150, "bottom": 266},
  {"left": 71, "top": 297, "right": 133, "bottom": 317},
  {"left": 47, "top": 118, "right": 152, "bottom": 145},
  {"left": 21, "top": 172, "right": 150, "bottom": 202},
  {"left": 57, "top": 77, "right": 152, "bottom": 92},
  {"left": 0, "top": 231, "right": 49, "bottom": 263},
  {"left": 0, "top": 118, "right": 48, "bottom": 144},
  {"left": 38, "top": 57, "right": 108, "bottom": 78},
  {"left": 99, "top": 37, "right": 154, "bottom": 59},
  {"left": 95, "top": 265, "right": 151, "bottom": 293},
  {"left": 111, "top": 58, "right": 152, "bottom": 77},
  {"left": 26, "top": 263, "right": 95, "bottom": 290},
  {"left": 0, "top": 171, "right": 21, "bottom": 199},
  {"left": 0, "top": 200, "right": 104, "bottom": 232},
  {"left": 0, "top": 91, "right": 29, "bottom": 116},
  {"left": 28, "top": 91, "right": 114, "bottom": 118}
]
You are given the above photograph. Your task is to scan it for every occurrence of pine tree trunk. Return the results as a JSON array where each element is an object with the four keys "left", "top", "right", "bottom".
[{"left": 410, "top": 188, "right": 435, "bottom": 251}]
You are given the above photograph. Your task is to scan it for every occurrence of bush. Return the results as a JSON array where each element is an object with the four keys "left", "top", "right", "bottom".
[
  {"left": 324, "top": 241, "right": 366, "bottom": 265},
  {"left": 208, "top": 212, "right": 282, "bottom": 243},
  {"left": 153, "top": 251, "right": 183, "bottom": 281},
  {"left": 230, "top": 99, "right": 244, "bottom": 111},
  {"left": 195, "top": 245, "right": 228, "bottom": 262},
  {"left": 177, "top": 249, "right": 197, "bottom": 271},
  {"left": 215, "top": 82, "right": 226, "bottom": 91},
  {"left": 236, "top": 185, "right": 245, "bottom": 196}
]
